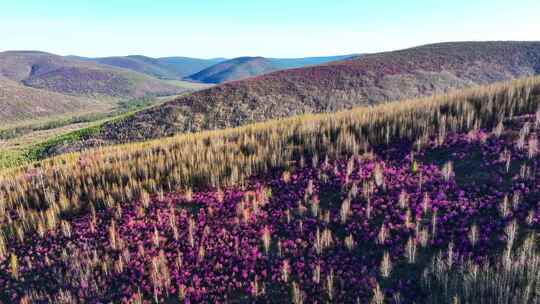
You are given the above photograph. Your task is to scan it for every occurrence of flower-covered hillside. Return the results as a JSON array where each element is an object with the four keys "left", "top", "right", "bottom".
[{"left": 2, "top": 112, "right": 540, "bottom": 303}]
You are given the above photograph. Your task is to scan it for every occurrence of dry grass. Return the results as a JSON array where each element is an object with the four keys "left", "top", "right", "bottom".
[
  {"left": 0, "top": 77, "right": 113, "bottom": 126},
  {"left": 0, "top": 76, "right": 539, "bottom": 246},
  {"left": 422, "top": 232, "right": 540, "bottom": 304}
]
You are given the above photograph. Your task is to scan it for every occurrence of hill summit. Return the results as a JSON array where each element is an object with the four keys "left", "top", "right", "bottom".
[{"left": 187, "top": 57, "right": 276, "bottom": 83}]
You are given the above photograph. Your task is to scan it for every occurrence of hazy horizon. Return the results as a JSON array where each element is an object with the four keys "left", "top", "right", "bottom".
[{"left": 1, "top": 0, "right": 540, "bottom": 58}]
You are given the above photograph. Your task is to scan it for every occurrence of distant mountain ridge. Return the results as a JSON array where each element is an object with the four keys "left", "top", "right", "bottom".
[
  {"left": 78, "top": 54, "right": 356, "bottom": 83},
  {"left": 0, "top": 51, "right": 185, "bottom": 97},
  {"left": 186, "top": 57, "right": 276, "bottom": 83},
  {"left": 77, "top": 55, "right": 226, "bottom": 79},
  {"left": 186, "top": 55, "right": 356, "bottom": 83},
  {"left": 0, "top": 51, "right": 202, "bottom": 125},
  {"left": 268, "top": 55, "right": 357, "bottom": 69}
]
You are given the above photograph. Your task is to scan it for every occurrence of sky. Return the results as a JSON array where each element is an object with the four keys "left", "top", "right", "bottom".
[{"left": 1, "top": 0, "right": 539, "bottom": 58}]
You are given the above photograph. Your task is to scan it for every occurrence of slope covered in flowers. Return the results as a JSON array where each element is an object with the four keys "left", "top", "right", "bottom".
[{"left": 2, "top": 112, "right": 540, "bottom": 303}]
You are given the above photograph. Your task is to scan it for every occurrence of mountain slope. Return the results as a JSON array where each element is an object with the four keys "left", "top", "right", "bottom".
[
  {"left": 187, "top": 55, "right": 355, "bottom": 83},
  {"left": 268, "top": 54, "right": 356, "bottom": 69},
  {"left": 84, "top": 55, "right": 225, "bottom": 80},
  {"left": 0, "top": 51, "right": 186, "bottom": 98},
  {"left": 49, "top": 41, "right": 540, "bottom": 151},
  {"left": 186, "top": 57, "right": 277, "bottom": 83},
  {"left": 89, "top": 56, "right": 178, "bottom": 80},
  {"left": 0, "top": 76, "right": 107, "bottom": 125},
  {"left": 155, "top": 57, "right": 226, "bottom": 78},
  {"left": 0, "top": 51, "right": 205, "bottom": 125}
]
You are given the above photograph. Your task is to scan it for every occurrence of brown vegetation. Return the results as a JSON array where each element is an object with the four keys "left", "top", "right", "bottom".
[
  {"left": 0, "top": 51, "right": 184, "bottom": 98},
  {"left": 0, "top": 76, "right": 110, "bottom": 125},
  {"left": 1, "top": 76, "right": 539, "bottom": 242},
  {"left": 72, "top": 41, "right": 540, "bottom": 147}
]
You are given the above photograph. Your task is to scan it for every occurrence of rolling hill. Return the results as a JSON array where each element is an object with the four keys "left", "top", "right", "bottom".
[
  {"left": 186, "top": 57, "right": 277, "bottom": 83},
  {"left": 86, "top": 54, "right": 353, "bottom": 83},
  {"left": 0, "top": 51, "right": 186, "bottom": 98},
  {"left": 155, "top": 56, "right": 227, "bottom": 78},
  {"left": 0, "top": 76, "right": 108, "bottom": 125},
  {"left": 80, "top": 55, "right": 225, "bottom": 80},
  {"left": 0, "top": 51, "right": 208, "bottom": 125},
  {"left": 186, "top": 55, "right": 355, "bottom": 83},
  {"left": 67, "top": 41, "right": 540, "bottom": 148}
]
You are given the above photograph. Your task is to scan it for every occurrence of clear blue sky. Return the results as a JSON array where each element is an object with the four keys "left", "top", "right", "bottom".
[{"left": 1, "top": 0, "right": 539, "bottom": 58}]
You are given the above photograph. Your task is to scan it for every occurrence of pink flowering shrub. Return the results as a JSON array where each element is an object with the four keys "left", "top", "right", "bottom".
[{"left": 1, "top": 115, "right": 540, "bottom": 303}]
